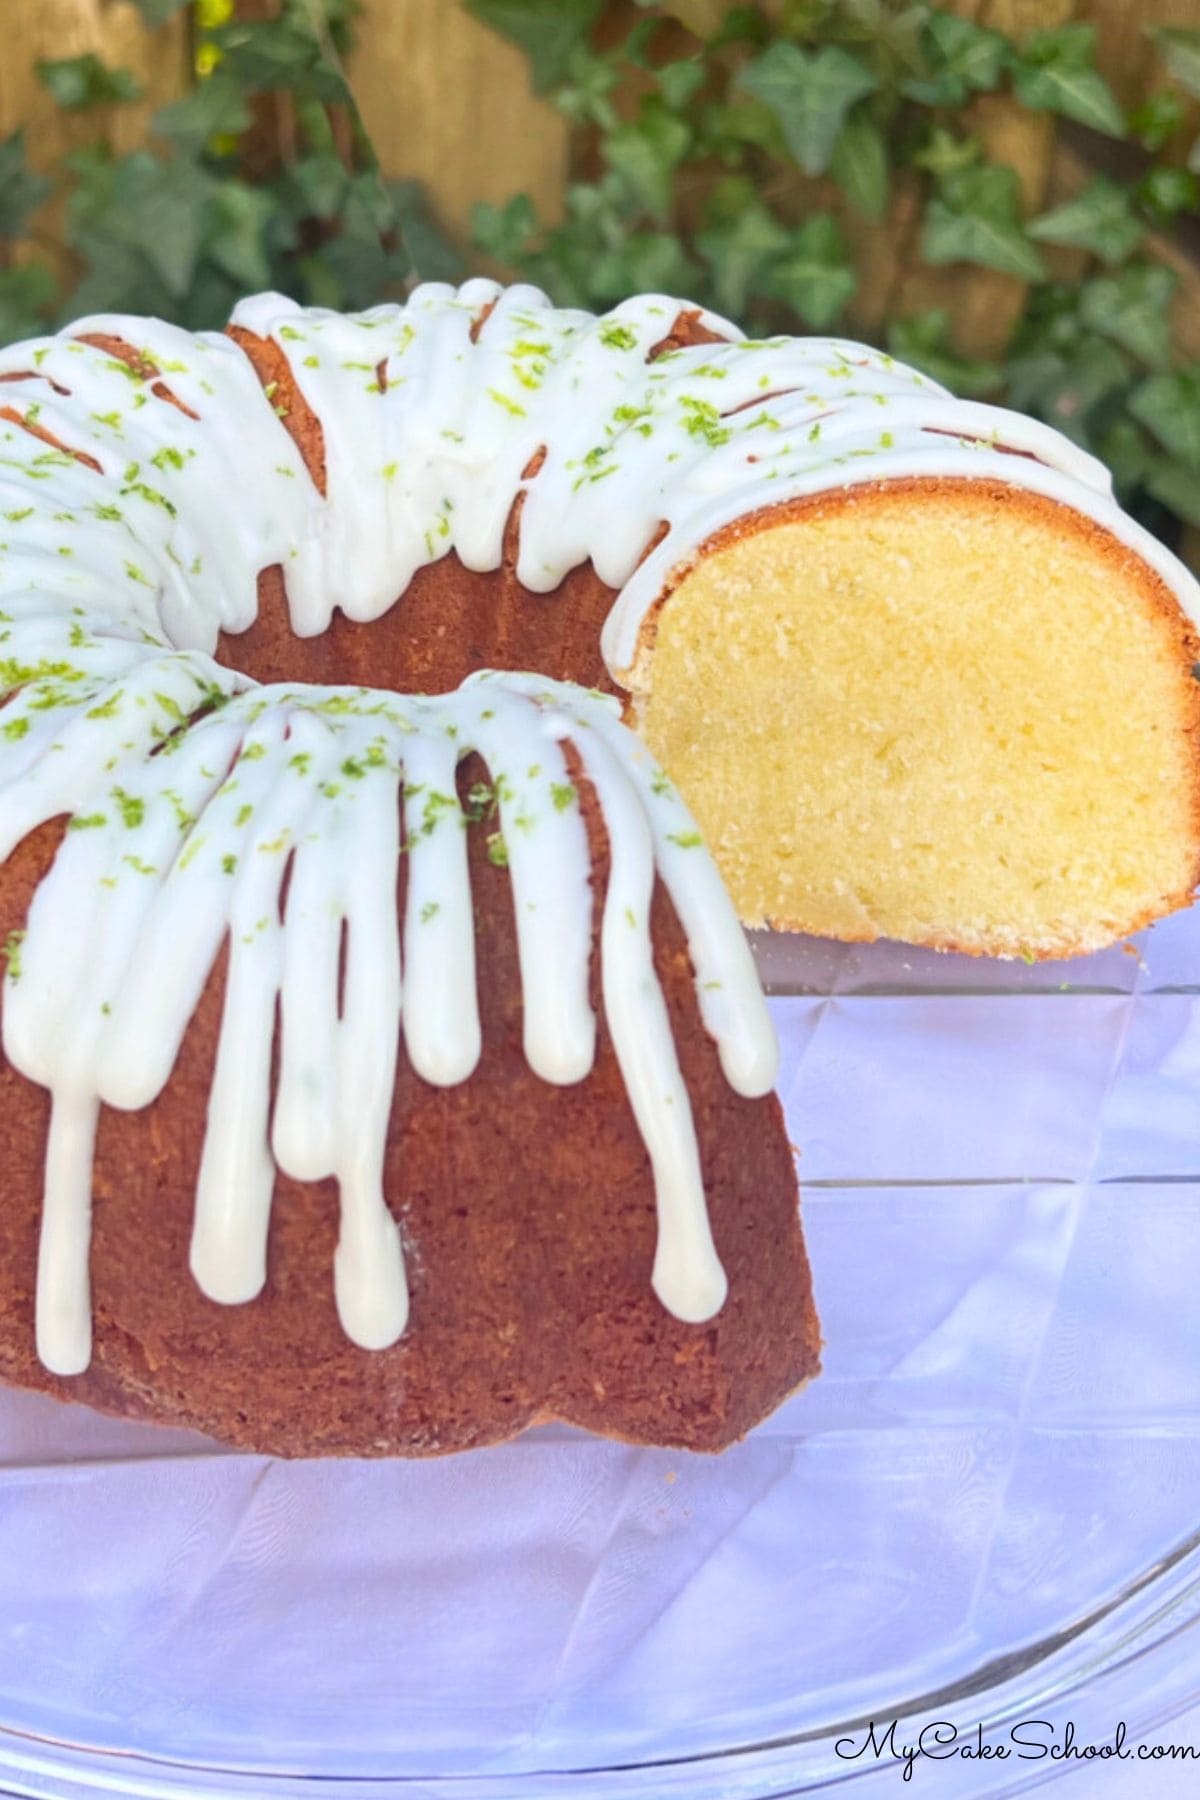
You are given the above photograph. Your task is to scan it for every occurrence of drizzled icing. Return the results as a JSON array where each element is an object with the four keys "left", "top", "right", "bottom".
[
  {"left": 0, "top": 276, "right": 1196, "bottom": 1374},
  {"left": 7, "top": 664, "right": 775, "bottom": 1376}
]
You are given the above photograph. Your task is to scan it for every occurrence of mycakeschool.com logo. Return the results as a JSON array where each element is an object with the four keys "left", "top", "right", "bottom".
[{"left": 835, "top": 1719, "right": 1200, "bottom": 1782}]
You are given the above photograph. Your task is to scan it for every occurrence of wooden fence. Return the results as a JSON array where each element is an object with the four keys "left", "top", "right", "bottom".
[{"left": 1, "top": 0, "right": 1199, "bottom": 360}]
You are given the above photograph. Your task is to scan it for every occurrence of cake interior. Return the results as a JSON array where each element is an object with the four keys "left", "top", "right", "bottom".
[{"left": 629, "top": 479, "right": 1200, "bottom": 958}]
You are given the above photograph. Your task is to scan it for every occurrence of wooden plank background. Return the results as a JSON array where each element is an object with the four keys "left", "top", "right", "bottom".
[{"left": 0, "top": 0, "right": 1198, "bottom": 358}]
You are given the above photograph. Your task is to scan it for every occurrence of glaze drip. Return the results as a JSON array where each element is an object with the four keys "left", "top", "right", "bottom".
[{"left": 4, "top": 659, "right": 773, "bottom": 1375}]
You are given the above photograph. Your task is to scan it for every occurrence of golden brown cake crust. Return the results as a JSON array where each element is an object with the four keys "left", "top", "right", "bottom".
[{"left": 0, "top": 773, "right": 819, "bottom": 1457}]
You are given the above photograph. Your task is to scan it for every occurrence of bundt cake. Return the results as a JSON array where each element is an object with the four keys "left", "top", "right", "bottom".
[{"left": 0, "top": 273, "right": 1194, "bottom": 1454}]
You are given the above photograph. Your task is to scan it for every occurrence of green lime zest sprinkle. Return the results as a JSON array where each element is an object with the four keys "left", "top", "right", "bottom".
[
  {"left": 667, "top": 829, "right": 703, "bottom": 848},
  {"left": 679, "top": 396, "right": 731, "bottom": 448},
  {"left": 420, "top": 900, "right": 440, "bottom": 923},
  {"left": 486, "top": 830, "right": 509, "bottom": 868},
  {"left": 550, "top": 781, "right": 576, "bottom": 811},
  {"left": 69, "top": 811, "right": 108, "bottom": 831},
  {"left": 112, "top": 787, "right": 144, "bottom": 828},
  {"left": 486, "top": 387, "right": 526, "bottom": 418},
  {"left": 86, "top": 689, "right": 123, "bottom": 720},
  {"left": 153, "top": 690, "right": 186, "bottom": 723},
  {"left": 2, "top": 928, "right": 25, "bottom": 982},
  {"left": 420, "top": 788, "right": 458, "bottom": 834}
]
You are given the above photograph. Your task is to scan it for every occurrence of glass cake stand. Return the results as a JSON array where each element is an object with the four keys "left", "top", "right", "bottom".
[{"left": 3, "top": 912, "right": 1200, "bottom": 1798}]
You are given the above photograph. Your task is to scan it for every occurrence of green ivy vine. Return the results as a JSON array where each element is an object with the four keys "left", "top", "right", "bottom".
[
  {"left": 467, "top": 0, "right": 1200, "bottom": 558},
  {"left": 2, "top": 0, "right": 1200, "bottom": 558},
  {"left": 0, "top": 0, "right": 451, "bottom": 339}
]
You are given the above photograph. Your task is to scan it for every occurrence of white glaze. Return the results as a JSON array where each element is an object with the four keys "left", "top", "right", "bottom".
[
  {"left": 1, "top": 279, "right": 1196, "bottom": 1374},
  {"left": 0, "top": 656, "right": 771, "bottom": 1373}
]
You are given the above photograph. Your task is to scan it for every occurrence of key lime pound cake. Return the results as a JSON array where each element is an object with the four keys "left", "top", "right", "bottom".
[{"left": 0, "top": 273, "right": 1194, "bottom": 1454}]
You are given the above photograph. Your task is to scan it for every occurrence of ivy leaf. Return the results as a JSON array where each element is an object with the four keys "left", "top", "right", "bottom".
[
  {"left": 605, "top": 103, "right": 691, "bottom": 219},
  {"left": 1153, "top": 28, "right": 1200, "bottom": 100},
  {"left": 707, "top": 6, "right": 770, "bottom": 51},
  {"left": 153, "top": 75, "right": 252, "bottom": 152},
  {"left": 1128, "top": 87, "right": 1188, "bottom": 152},
  {"left": 887, "top": 309, "right": 1004, "bottom": 398},
  {"left": 553, "top": 47, "right": 620, "bottom": 130},
  {"left": 0, "top": 263, "right": 59, "bottom": 344},
  {"left": 1137, "top": 165, "right": 1200, "bottom": 221},
  {"left": 769, "top": 214, "right": 856, "bottom": 330},
  {"left": 1096, "top": 417, "right": 1157, "bottom": 494},
  {"left": 903, "top": 12, "right": 1008, "bottom": 106},
  {"left": 830, "top": 108, "right": 888, "bottom": 223},
  {"left": 1078, "top": 263, "right": 1177, "bottom": 369},
  {"left": 922, "top": 165, "right": 1046, "bottom": 281},
  {"left": 389, "top": 182, "right": 466, "bottom": 285},
  {"left": 1145, "top": 458, "right": 1200, "bottom": 530},
  {"left": 658, "top": 58, "right": 706, "bottom": 111},
  {"left": 911, "top": 126, "right": 981, "bottom": 183},
  {"left": 209, "top": 19, "right": 351, "bottom": 104},
  {"left": 1028, "top": 176, "right": 1143, "bottom": 266},
  {"left": 1129, "top": 366, "right": 1200, "bottom": 468},
  {"left": 142, "top": 163, "right": 216, "bottom": 296},
  {"left": 463, "top": 0, "right": 603, "bottom": 93},
  {"left": 697, "top": 97, "right": 784, "bottom": 162},
  {"left": 283, "top": 154, "right": 351, "bottom": 222},
  {"left": 129, "top": 0, "right": 192, "bottom": 23},
  {"left": 206, "top": 181, "right": 275, "bottom": 291},
  {"left": 37, "top": 55, "right": 144, "bottom": 111},
  {"left": 589, "top": 231, "right": 700, "bottom": 304},
  {"left": 695, "top": 199, "right": 789, "bottom": 317},
  {"left": 1013, "top": 26, "right": 1125, "bottom": 137},
  {"left": 0, "top": 133, "right": 52, "bottom": 238},
  {"left": 312, "top": 177, "right": 412, "bottom": 308},
  {"left": 737, "top": 43, "right": 877, "bottom": 178},
  {"left": 621, "top": 16, "right": 663, "bottom": 69},
  {"left": 473, "top": 193, "right": 540, "bottom": 264},
  {"left": 1006, "top": 334, "right": 1133, "bottom": 445},
  {"left": 68, "top": 150, "right": 211, "bottom": 298}
]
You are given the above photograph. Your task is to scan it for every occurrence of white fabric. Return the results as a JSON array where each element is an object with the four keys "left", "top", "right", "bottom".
[{"left": 0, "top": 912, "right": 1199, "bottom": 1792}]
